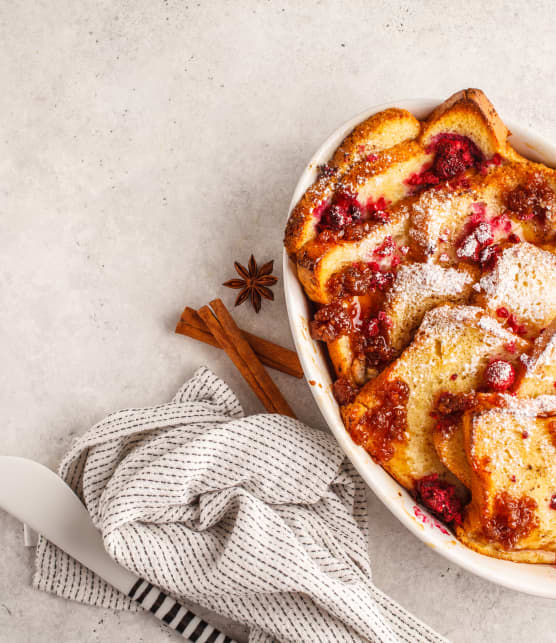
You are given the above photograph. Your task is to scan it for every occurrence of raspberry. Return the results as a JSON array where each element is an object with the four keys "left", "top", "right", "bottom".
[
  {"left": 505, "top": 341, "right": 517, "bottom": 354},
  {"left": 372, "top": 209, "right": 389, "bottom": 223},
  {"left": 491, "top": 213, "right": 512, "bottom": 233},
  {"left": 415, "top": 474, "right": 463, "bottom": 525},
  {"left": 366, "top": 196, "right": 390, "bottom": 222},
  {"left": 457, "top": 234, "right": 480, "bottom": 262},
  {"left": 377, "top": 310, "right": 393, "bottom": 328},
  {"left": 484, "top": 359, "right": 515, "bottom": 391},
  {"left": 371, "top": 270, "right": 394, "bottom": 290},
  {"left": 364, "top": 318, "right": 380, "bottom": 337},
  {"left": 319, "top": 193, "right": 363, "bottom": 230},
  {"left": 322, "top": 204, "right": 351, "bottom": 229},
  {"left": 406, "top": 135, "right": 484, "bottom": 191},
  {"left": 496, "top": 307, "right": 509, "bottom": 318},
  {"left": 471, "top": 201, "right": 487, "bottom": 219},
  {"left": 374, "top": 235, "right": 396, "bottom": 257},
  {"left": 474, "top": 222, "right": 494, "bottom": 245},
  {"left": 507, "top": 313, "right": 527, "bottom": 336},
  {"left": 435, "top": 153, "right": 466, "bottom": 180},
  {"left": 478, "top": 243, "right": 501, "bottom": 269}
]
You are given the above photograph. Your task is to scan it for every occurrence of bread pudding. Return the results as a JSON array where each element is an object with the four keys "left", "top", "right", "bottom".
[{"left": 284, "top": 89, "right": 556, "bottom": 563}]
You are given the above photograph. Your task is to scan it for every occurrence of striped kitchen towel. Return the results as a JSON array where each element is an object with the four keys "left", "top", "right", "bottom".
[{"left": 34, "top": 366, "right": 445, "bottom": 643}]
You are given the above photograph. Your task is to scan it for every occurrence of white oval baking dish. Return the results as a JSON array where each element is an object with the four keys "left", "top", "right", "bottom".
[{"left": 283, "top": 98, "right": 556, "bottom": 597}]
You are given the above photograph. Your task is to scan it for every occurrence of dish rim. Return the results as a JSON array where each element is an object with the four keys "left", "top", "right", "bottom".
[{"left": 283, "top": 97, "right": 556, "bottom": 598}]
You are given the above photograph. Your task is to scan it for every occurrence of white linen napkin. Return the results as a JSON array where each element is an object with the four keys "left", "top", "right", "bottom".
[{"left": 34, "top": 366, "right": 446, "bottom": 643}]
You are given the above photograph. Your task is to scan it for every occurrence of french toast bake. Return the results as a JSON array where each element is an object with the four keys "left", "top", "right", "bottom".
[{"left": 284, "top": 89, "right": 556, "bottom": 562}]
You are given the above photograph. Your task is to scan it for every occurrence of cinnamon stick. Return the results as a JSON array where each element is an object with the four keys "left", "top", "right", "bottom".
[
  {"left": 176, "top": 318, "right": 296, "bottom": 375},
  {"left": 209, "top": 299, "right": 296, "bottom": 418},
  {"left": 198, "top": 305, "right": 282, "bottom": 414},
  {"left": 175, "top": 307, "right": 303, "bottom": 378}
]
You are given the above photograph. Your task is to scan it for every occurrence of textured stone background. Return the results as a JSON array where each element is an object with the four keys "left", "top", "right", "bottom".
[{"left": 1, "top": 1, "right": 555, "bottom": 641}]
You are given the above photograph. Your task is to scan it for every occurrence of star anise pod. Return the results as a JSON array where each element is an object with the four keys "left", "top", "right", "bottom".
[{"left": 223, "top": 255, "right": 278, "bottom": 313}]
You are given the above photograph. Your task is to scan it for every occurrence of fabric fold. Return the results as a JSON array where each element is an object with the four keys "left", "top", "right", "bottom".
[{"left": 34, "top": 366, "right": 446, "bottom": 643}]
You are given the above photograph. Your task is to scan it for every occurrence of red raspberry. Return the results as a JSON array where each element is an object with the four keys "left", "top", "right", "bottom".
[
  {"left": 474, "top": 222, "right": 494, "bottom": 245},
  {"left": 456, "top": 234, "right": 480, "bottom": 262},
  {"left": 484, "top": 359, "right": 515, "bottom": 392},
  {"left": 364, "top": 318, "right": 380, "bottom": 337},
  {"left": 478, "top": 243, "right": 501, "bottom": 269},
  {"left": 415, "top": 474, "right": 463, "bottom": 525}
]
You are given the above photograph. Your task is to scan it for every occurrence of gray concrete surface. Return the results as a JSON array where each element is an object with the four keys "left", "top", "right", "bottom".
[{"left": 1, "top": 1, "right": 555, "bottom": 641}]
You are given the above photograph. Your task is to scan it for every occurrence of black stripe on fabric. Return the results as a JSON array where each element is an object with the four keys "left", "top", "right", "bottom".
[
  {"left": 204, "top": 630, "right": 221, "bottom": 643},
  {"left": 189, "top": 620, "right": 209, "bottom": 641},
  {"left": 127, "top": 578, "right": 143, "bottom": 598},
  {"left": 149, "top": 591, "right": 167, "bottom": 613},
  {"left": 224, "top": 637, "right": 233, "bottom": 643},
  {"left": 136, "top": 583, "right": 154, "bottom": 604},
  {"left": 175, "top": 610, "right": 195, "bottom": 634},
  {"left": 162, "top": 601, "right": 181, "bottom": 624}
]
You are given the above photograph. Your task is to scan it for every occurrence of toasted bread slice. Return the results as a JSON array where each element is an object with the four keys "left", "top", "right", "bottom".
[
  {"left": 432, "top": 392, "right": 504, "bottom": 490},
  {"left": 384, "top": 262, "right": 476, "bottom": 352},
  {"left": 326, "top": 291, "right": 383, "bottom": 385},
  {"left": 458, "top": 395, "right": 556, "bottom": 560},
  {"left": 327, "top": 262, "right": 475, "bottom": 387},
  {"left": 295, "top": 90, "right": 516, "bottom": 304},
  {"left": 284, "top": 108, "right": 420, "bottom": 257},
  {"left": 298, "top": 170, "right": 481, "bottom": 305},
  {"left": 421, "top": 88, "right": 512, "bottom": 159},
  {"left": 341, "top": 305, "right": 528, "bottom": 491},
  {"left": 409, "top": 162, "right": 556, "bottom": 262},
  {"left": 433, "top": 422, "right": 472, "bottom": 489},
  {"left": 457, "top": 535, "right": 556, "bottom": 563},
  {"left": 457, "top": 501, "right": 556, "bottom": 563},
  {"left": 297, "top": 207, "right": 410, "bottom": 304},
  {"left": 299, "top": 157, "right": 556, "bottom": 305},
  {"left": 474, "top": 242, "right": 556, "bottom": 337},
  {"left": 516, "top": 318, "right": 556, "bottom": 396},
  {"left": 438, "top": 318, "right": 556, "bottom": 492}
]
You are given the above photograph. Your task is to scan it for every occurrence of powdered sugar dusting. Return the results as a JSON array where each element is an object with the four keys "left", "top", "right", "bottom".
[
  {"left": 387, "top": 262, "right": 473, "bottom": 301},
  {"left": 409, "top": 305, "right": 525, "bottom": 382},
  {"left": 476, "top": 243, "right": 556, "bottom": 330},
  {"left": 502, "top": 394, "right": 556, "bottom": 418},
  {"left": 420, "top": 305, "right": 516, "bottom": 344},
  {"left": 409, "top": 186, "right": 475, "bottom": 255}
]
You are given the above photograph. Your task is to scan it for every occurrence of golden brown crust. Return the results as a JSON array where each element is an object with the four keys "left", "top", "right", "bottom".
[
  {"left": 456, "top": 525, "right": 556, "bottom": 563},
  {"left": 433, "top": 423, "right": 472, "bottom": 489},
  {"left": 284, "top": 108, "right": 420, "bottom": 257},
  {"left": 423, "top": 88, "right": 510, "bottom": 151}
]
